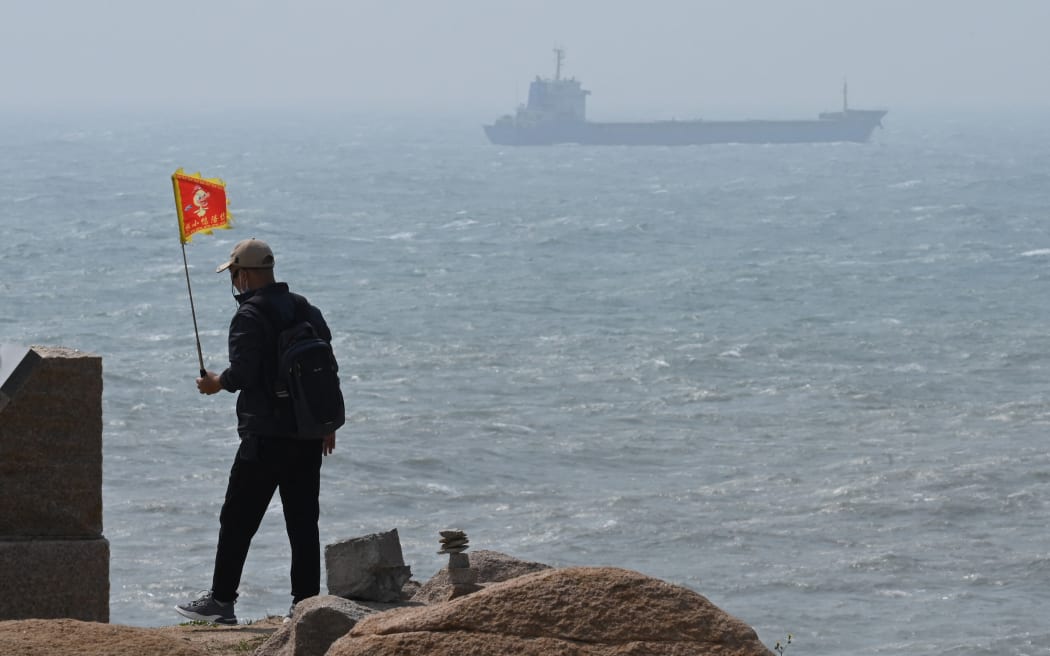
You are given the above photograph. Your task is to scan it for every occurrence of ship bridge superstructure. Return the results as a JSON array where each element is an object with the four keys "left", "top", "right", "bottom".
[{"left": 519, "top": 48, "right": 589, "bottom": 123}]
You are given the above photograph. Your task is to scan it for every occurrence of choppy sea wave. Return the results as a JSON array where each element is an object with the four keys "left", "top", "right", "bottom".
[{"left": 3, "top": 110, "right": 1050, "bottom": 655}]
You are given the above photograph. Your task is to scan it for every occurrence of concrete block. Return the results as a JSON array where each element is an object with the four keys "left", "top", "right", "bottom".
[
  {"left": 0, "top": 538, "right": 110, "bottom": 622},
  {"left": 325, "top": 529, "right": 412, "bottom": 602},
  {"left": 0, "top": 347, "right": 103, "bottom": 537}
]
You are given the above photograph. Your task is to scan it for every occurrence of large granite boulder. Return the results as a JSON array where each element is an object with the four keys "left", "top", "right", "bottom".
[
  {"left": 329, "top": 566, "right": 775, "bottom": 656},
  {"left": 411, "top": 549, "right": 551, "bottom": 604},
  {"left": 253, "top": 595, "right": 378, "bottom": 656}
]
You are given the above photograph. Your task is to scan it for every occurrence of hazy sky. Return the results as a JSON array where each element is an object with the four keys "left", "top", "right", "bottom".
[{"left": 3, "top": 0, "right": 1049, "bottom": 117}]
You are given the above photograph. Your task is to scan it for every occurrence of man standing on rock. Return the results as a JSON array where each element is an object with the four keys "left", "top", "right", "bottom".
[{"left": 175, "top": 238, "right": 339, "bottom": 625}]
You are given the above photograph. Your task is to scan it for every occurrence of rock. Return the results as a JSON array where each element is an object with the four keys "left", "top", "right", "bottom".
[
  {"left": 446, "top": 567, "right": 477, "bottom": 585},
  {"left": 460, "top": 549, "right": 551, "bottom": 581},
  {"left": 437, "top": 529, "right": 469, "bottom": 554},
  {"left": 0, "top": 347, "right": 109, "bottom": 623},
  {"left": 253, "top": 595, "right": 376, "bottom": 656},
  {"left": 329, "top": 567, "right": 774, "bottom": 656},
  {"left": 412, "top": 549, "right": 551, "bottom": 604},
  {"left": 0, "top": 539, "right": 110, "bottom": 622},
  {"left": 0, "top": 347, "right": 103, "bottom": 538},
  {"left": 445, "top": 582, "right": 482, "bottom": 601},
  {"left": 399, "top": 579, "right": 422, "bottom": 601},
  {"left": 0, "top": 618, "right": 206, "bottom": 656},
  {"left": 325, "top": 529, "right": 412, "bottom": 602},
  {"left": 436, "top": 545, "right": 467, "bottom": 554}
]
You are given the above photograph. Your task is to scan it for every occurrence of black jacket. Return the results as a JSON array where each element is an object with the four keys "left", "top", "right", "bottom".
[{"left": 219, "top": 282, "right": 333, "bottom": 438}]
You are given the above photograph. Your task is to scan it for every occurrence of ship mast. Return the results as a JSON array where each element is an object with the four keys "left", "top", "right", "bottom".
[{"left": 553, "top": 47, "right": 565, "bottom": 81}]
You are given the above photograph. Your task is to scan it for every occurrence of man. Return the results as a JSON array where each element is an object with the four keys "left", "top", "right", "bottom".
[{"left": 175, "top": 238, "right": 338, "bottom": 625}]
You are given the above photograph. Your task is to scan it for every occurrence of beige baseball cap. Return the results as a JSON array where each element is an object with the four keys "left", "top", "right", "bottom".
[{"left": 215, "top": 238, "right": 275, "bottom": 273}]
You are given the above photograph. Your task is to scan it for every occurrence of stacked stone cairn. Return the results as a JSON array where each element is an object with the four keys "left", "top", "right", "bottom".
[{"left": 439, "top": 529, "right": 481, "bottom": 599}]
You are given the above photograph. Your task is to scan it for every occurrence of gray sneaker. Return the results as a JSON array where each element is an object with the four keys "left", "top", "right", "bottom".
[
  {"left": 175, "top": 591, "right": 237, "bottom": 625},
  {"left": 283, "top": 602, "right": 296, "bottom": 624}
]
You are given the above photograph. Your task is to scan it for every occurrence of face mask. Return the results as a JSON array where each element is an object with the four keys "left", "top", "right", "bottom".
[{"left": 230, "top": 270, "right": 248, "bottom": 300}]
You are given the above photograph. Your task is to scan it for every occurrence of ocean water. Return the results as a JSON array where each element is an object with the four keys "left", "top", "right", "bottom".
[{"left": 2, "top": 108, "right": 1050, "bottom": 655}]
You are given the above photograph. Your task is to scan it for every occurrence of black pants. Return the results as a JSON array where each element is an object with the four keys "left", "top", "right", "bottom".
[{"left": 211, "top": 435, "right": 323, "bottom": 604}]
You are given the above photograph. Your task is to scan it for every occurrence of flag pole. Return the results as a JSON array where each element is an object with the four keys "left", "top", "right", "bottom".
[
  {"left": 172, "top": 168, "right": 231, "bottom": 378},
  {"left": 180, "top": 241, "right": 207, "bottom": 377}
]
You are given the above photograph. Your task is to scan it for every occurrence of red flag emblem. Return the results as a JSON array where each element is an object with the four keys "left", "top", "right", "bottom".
[{"left": 172, "top": 169, "right": 232, "bottom": 243}]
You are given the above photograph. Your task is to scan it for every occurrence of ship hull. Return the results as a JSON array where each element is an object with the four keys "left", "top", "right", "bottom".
[{"left": 484, "top": 111, "right": 886, "bottom": 146}]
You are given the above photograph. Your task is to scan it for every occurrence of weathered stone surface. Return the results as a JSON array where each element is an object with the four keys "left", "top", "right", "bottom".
[
  {"left": 325, "top": 529, "right": 412, "bottom": 602},
  {"left": 0, "top": 619, "right": 207, "bottom": 656},
  {"left": 331, "top": 567, "right": 774, "bottom": 656},
  {"left": 0, "top": 538, "right": 110, "bottom": 622},
  {"left": 412, "top": 549, "right": 550, "bottom": 604},
  {"left": 446, "top": 582, "right": 482, "bottom": 601},
  {"left": 446, "top": 567, "right": 477, "bottom": 585},
  {"left": 0, "top": 347, "right": 103, "bottom": 537},
  {"left": 399, "top": 579, "right": 422, "bottom": 601},
  {"left": 254, "top": 595, "right": 377, "bottom": 656}
]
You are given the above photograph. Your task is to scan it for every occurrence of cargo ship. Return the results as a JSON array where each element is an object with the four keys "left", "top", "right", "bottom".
[{"left": 484, "top": 50, "right": 887, "bottom": 146}]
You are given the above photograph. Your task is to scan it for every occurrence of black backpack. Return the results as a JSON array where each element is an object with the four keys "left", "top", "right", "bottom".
[{"left": 249, "top": 293, "right": 345, "bottom": 439}]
